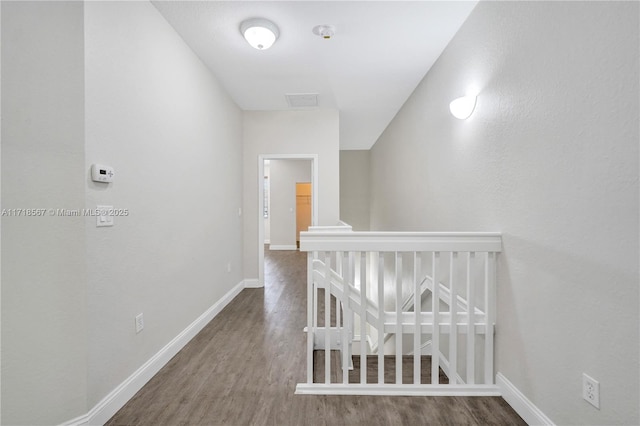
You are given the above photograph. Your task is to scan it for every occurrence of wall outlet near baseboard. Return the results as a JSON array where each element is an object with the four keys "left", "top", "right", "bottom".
[
  {"left": 135, "top": 313, "right": 144, "bottom": 334},
  {"left": 582, "top": 373, "right": 600, "bottom": 409}
]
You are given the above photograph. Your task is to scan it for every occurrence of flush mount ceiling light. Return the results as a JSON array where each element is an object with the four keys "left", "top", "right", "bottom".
[
  {"left": 240, "top": 18, "right": 279, "bottom": 50},
  {"left": 449, "top": 95, "right": 477, "bottom": 120}
]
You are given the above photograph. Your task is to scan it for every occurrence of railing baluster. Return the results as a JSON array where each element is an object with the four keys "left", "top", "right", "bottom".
[
  {"left": 349, "top": 251, "right": 355, "bottom": 362},
  {"left": 342, "top": 251, "right": 350, "bottom": 384},
  {"left": 413, "top": 252, "right": 421, "bottom": 384},
  {"left": 449, "top": 251, "right": 458, "bottom": 385},
  {"left": 336, "top": 251, "right": 342, "bottom": 355},
  {"left": 420, "top": 250, "right": 429, "bottom": 385},
  {"left": 395, "top": 252, "right": 402, "bottom": 384},
  {"left": 324, "top": 252, "right": 331, "bottom": 384},
  {"left": 484, "top": 252, "right": 496, "bottom": 384},
  {"left": 307, "top": 251, "right": 314, "bottom": 384},
  {"left": 313, "top": 251, "right": 318, "bottom": 330},
  {"left": 377, "top": 252, "right": 385, "bottom": 384},
  {"left": 432, "top": 252, "right": 440, "bottom": 384},
  {"left": 336, "top": 251, "right": 343, "bottom": 357},
  {"left": 336, "top": 253, "right": 344, "bottom": 348},
  {"left": 467, "top": 251, "right": 475, "bottom": 385},
  {"left": 360, "top": 251, "right": 367, "bottom": 384}
]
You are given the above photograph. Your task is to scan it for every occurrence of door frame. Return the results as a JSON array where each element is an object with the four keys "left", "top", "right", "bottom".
[{"left": 258, "top": 154, "right": 318, "bottom": 286}]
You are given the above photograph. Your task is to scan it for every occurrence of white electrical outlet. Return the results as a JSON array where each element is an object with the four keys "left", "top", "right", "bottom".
[
  {"left": 583, "top": 373, "right": 600, "bottom": 409},
  {"left": 227, "top": 262, "right": 232, "bottom": 273},
  {"left": 135, "top": 313, "right": 144, "bottom": 334}
]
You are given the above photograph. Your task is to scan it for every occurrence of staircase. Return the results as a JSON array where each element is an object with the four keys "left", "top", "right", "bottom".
[{"left": 295, "top": 226, "right": 502, "bottom": 396}]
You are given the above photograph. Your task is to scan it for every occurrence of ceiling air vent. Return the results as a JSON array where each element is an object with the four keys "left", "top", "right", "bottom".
[{"left": 285, "top": 93, "right": 318, "bottom": 108}]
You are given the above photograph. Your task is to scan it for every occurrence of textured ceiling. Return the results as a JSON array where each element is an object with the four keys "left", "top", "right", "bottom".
[{"left": 152, "top": 1, "right": 478, "bottom": 150}]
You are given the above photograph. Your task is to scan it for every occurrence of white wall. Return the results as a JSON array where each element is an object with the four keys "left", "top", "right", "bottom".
[
  {"left": 269, "top": 160, "right": 311, "bottom": 248},
  {"left": 85, "top": 1, "right": 243, "bottom": 409},
  {"left": 1, "top": 1, "right": 243, "bottom": 423},
  {"left": 1, "top": 3, "right": 4, "bottom": 422},
  {"left": 243, "top": 110, "right": 339, "bottom": 280},
  {"left": 1, "top": 2, "right": 87, "bottom": 424},
  {"left": 369, "top": 2, "right": 639, "bottom": 425},
  {"left": 339, "top": 150, "right": 371, "bottom": 231}
]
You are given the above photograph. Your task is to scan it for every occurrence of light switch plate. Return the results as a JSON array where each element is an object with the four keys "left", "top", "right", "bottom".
[{"left": 96, "top": 205, "right": 114, "bottom": 227}]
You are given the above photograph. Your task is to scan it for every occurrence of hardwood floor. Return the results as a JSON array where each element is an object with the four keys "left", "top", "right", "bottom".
[{"left": 106, "top": 248, "right": 526, "bottom": 425}]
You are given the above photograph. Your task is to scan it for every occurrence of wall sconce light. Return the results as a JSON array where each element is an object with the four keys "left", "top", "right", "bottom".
[
  {"left": 240, "top": 18, "right": 279, "bottom": 50},
  {"left": 449, "top": 95, "right": 477, "bottom": 120}
]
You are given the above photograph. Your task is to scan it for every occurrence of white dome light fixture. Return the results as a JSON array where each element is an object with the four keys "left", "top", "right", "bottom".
[
  {"left": 449, "top": 95, "right": 477, "bottom": 120},
  {"left": 240, "top": 18, "right": 279, "bottom": 50}
]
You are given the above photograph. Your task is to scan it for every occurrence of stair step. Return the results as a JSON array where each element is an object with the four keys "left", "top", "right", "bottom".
[{"left": 313, "top": 351, "right": 449, "bottom": 385}]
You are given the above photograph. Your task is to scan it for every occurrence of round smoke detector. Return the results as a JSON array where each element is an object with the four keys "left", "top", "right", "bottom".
[{"left": 312, "top": 24, "right": 336, "bottom": 39}]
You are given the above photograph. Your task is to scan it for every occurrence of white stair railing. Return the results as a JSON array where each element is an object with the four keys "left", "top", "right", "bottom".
[{"left": 296, "top": 229, "right": 502, "bottom": 396}]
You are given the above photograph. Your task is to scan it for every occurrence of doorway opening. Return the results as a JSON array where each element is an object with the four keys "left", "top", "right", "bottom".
[{"left": 258, "top": 154, "right": 318, "bottom": 287}]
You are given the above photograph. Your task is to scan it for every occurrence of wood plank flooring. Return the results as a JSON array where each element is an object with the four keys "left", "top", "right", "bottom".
[{"left": 106, "top": 247, "right": 526, "bottom": 425}]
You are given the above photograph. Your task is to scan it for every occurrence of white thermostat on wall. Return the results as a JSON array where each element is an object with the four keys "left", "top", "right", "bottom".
[{"left": 91, "top": 164, "right": 114, "bottom": 183}]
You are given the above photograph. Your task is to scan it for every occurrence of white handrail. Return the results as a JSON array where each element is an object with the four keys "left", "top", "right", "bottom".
[{"left": 300, "top": 231, "right": 502, "bottom": 253}]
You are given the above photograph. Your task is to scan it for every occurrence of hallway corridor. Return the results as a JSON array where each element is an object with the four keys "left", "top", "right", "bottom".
[{"left": 106, "top": 248, "right": 525, "bottom": 425}]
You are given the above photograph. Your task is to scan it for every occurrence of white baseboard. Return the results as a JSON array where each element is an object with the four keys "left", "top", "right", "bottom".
[
  {"left": 497, "top": 372, "right": 555, "bottom": 426},
  {"left": 269, "top": 244, "right": 297, "bottom": 251},
  {"left": 61, "top": 280, "right": 246, "bottom": 426},
  {"left": 243, "top": 278, "right": 263, "bottom": 288}
]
